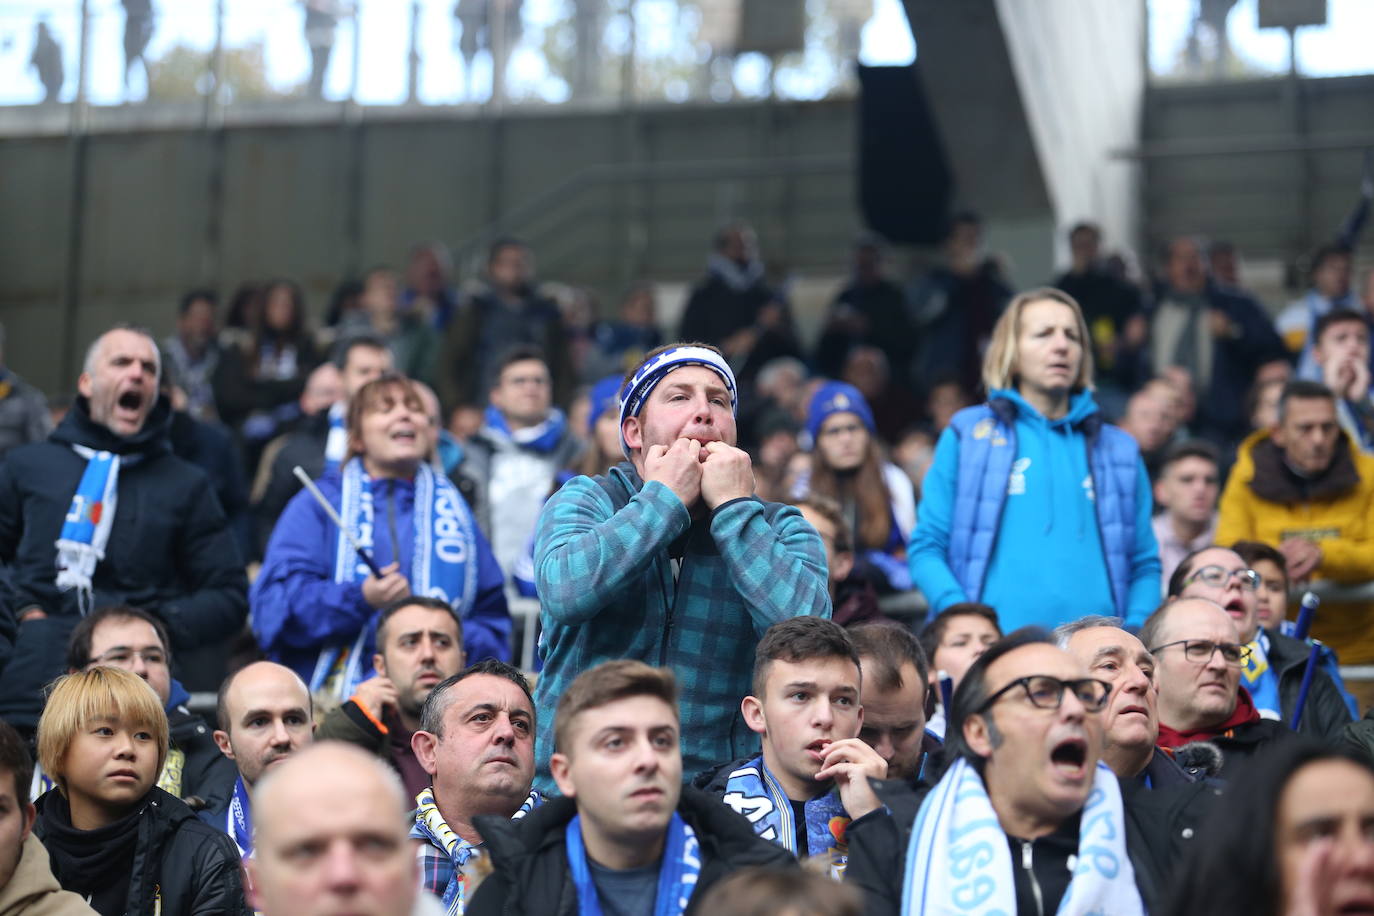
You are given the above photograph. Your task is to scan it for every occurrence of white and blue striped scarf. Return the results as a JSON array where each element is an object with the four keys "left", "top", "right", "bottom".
[
  {"left": 54, "top": 446, "right": 120, "bottom": 615},
  {"left": 902, "top": 757, "right": 1144, "bottom": 916},
  {"left": 720, "top": 755, "right": 850, "bottom": 878},
  {"left": 310, "top": 458, "right": 479, "bottom": 698}
]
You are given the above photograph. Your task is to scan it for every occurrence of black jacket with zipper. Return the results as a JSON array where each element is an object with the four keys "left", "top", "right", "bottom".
[
  {"left": 466, "top": 787, "right": 796, "bottom": 916},
  {"left": 35, "top": 786, "right": 249, "bottom": 915}
]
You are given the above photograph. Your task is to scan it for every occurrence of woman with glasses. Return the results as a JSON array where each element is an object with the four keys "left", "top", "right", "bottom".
[
  {"left": 796, "top": 381, "right": 917, "bottom": 593},
  {"left": 1163, "top": 741, "right": 1374, "bottom": 916},
  {"left": 909, "top": 288, "right": 1161, "bottom": 632},
  {"left": 1168, "top": 545, "right": 1352, "bottom": 739},
  {"left": 32, "top": 666, "right": 247, "bottom": 915}
]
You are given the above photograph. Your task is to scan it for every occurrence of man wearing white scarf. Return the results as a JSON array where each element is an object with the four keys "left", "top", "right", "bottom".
[{"left": 845, "top": 629, "right": 1161, "bottom": 915}]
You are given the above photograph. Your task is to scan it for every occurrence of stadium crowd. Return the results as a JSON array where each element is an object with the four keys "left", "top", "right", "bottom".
[{"left": 3, "top": 214, "right": 1374, "bottom": 915}]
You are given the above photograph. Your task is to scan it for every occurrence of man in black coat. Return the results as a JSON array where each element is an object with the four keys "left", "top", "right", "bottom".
[
  {"left": 0, "top": 326, "right": 247, "bottom": 734},
  {"left": 845, "top": 630, "right": 1162, "bottom": 916},
  {"left": 467, "top": 660, "right": 794, "bottom": 915}
]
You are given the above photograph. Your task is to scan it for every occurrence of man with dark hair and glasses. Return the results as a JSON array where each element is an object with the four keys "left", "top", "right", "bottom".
[
  {"left": 1141, "top": 597, "right": 1296, "bottom": 779},
  {"left": 1167, "top": 545, "right": 1351, "bottom": 739},
  {"left": 846, "top": 629, "right": 1161, "bottom": 915},
  {"left": 56, "top": 605, "right": 235, "bottom": 809}
]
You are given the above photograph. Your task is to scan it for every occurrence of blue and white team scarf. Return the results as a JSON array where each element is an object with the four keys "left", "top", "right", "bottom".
[
  {"left": 617, "top": 345, "right": 738, "bottom": 457},
  {"left": 55, "top": 446, "right": 120, "bottom": 614},
  {"left": 310, "top": 458, "right": 479, "bottom": 699},
  {"left": 410, "top": 787, "right": 542, "bottom": 915},
  {"left": 902, "top": 757, "right": 1144, "bottom": 916},
  {"left": 480, "top": 405, "right": 569, "bottom": 455},
  {"left": 1242, "top": 631, "right": 1283, "bottom": 721},
  {"left": 565, "top": 810, "right": 701, "bottom": 916},
  {"left": 323, "top": 401, "right": 348, "bottom": 472},
  {"left": 720, "top": 756, "right": 851, "bottom": 878},
  {"left": 226, "top": 775, "right": 254, "bottom": 859}
]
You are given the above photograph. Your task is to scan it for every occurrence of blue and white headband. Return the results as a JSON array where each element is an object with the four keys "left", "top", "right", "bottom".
[{"left": 617, "top": 345, "right": 738, "bottom": 457}]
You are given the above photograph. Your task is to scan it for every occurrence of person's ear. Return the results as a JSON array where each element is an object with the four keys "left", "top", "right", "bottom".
[
  {"left": 213, "top": 730, "right": 235, "bottom": 760},
  {"left": 550, "top": 752, "right": 576, "bottom": 799},
  {"left": 20, "top": 801, "right": 35, "bottom": 842},
  {"left": 832, "top": 550, "right": 855, "bottom": 582},
  {"left": 373, "top": 653, "right": 387, "bottom": 678},
  {"left": 411, "top": 730, "right": 439, "bottom": 776},
  {"left": 244, "top": 859, "right": 262, "bottom": 911},
  {"left": 77, "top": 372, "right": 93, "bottom": 399},
  {"left": 741, "top": 695, "right": 767, "bottom": 737},
  {"left": 964, "top": 713, "right": 994, "bottom": 758},
  {"left": 623, "top": 416, "right": 642, "bottom": 452}
]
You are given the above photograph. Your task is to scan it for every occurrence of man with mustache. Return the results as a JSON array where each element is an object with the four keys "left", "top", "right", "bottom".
[
  {"left": 467, "top": 660, "right": 794, "bottom": 915},
  {"left": 202, "top": 661, "right": 316, "bottom": 858},
  {"left": 532, "top": 342, "right": 830, "bottom": 788},
  {"left": 846, "top": 630, "right": 1161, "bottom": 915},
  {"left": 0, "top": 325, "right": 247, "bottom": 739},
  {"left": 318, "top": 597, "right": 466, "bottom": 797}
]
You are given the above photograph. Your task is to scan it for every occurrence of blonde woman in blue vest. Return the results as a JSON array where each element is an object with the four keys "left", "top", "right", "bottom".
[{"left": 909, "top": 287, "right": 1160, "bottom": 630}]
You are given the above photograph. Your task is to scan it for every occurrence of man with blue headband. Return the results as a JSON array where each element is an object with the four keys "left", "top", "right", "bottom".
[{"left": 531, "top": 342, "right": 832, "bottom": 787}]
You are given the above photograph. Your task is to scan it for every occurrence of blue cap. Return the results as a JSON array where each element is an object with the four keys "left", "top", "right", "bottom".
[
  {"left": 587, "top": 374, "right": 624, "bottom": 435},
  {"left": 806, "top": 381, "right": 875, "bottom": 444}
]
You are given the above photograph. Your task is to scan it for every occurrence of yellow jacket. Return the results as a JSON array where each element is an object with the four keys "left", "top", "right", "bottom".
[{"left": 1218, "top": 428, "right": 1374, "bottom": 661}]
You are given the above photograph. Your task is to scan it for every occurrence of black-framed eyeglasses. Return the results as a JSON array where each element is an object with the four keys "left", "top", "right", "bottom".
[
  {"left": 1184, "top": 564, "right": 1261, "bottom": 592},
  {"left": 976, "top": 676, "right": 1112, "bottom": 714},
  {"left": 88, "top": 648, "right": 167, "bottom": 668},
  {"left": 1149, "top": 639, "right": 1252, "bottom": 667}
]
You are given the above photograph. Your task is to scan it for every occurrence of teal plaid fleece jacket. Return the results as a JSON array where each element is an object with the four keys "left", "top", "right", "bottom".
[{"left": 532, "top": 462, "right": 831, "bottom": 789}]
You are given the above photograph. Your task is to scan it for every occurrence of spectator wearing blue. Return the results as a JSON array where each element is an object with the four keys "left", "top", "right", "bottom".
[
  {"left": 795, "top": 381, "right": 916, "bottom": 593},
  {"left": 910, "top": 288, "right": 1160, "bottom": 631},
  {"left": 532, "top": 342, "right": 831, "bottom": 789},
  {"left": 252, "top": 373, "right": 510, "bottom": 702}
]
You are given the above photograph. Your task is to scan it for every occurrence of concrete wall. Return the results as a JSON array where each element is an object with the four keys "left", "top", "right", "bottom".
[
  {"left": 900, "top": 0, "right": 1146, "bottom": 281},
  {"left": 1141, "top": 75, "right": 1374, "bottom": 267},
  {"left": 0, "top": 100, "right": 862, "bottom": 396}
]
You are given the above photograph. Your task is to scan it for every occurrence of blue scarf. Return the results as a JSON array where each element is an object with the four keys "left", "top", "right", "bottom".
[
  {"left": 310, "top": 458, "right": 479, "bottom": 698},
  {"left": 1242, "top": 631, "right": 1283, "bottom": 721},
  {"left": 323, "top": 401, "right": 347, "bottom": 472},
  {"left": 55, "top": 446, "right": 120, "bottom": 615},
  {"left": 482, "top": 405, "right": 568, "bottom": 454},
  {"left": 720, "top": 756, "right": 851, "bottom": 877},
  {"left": 565, "top": 811, "right": 701, "bottom": 916},
  {"left": 227, "top": 775, "right": 253, "bottom": 859}
]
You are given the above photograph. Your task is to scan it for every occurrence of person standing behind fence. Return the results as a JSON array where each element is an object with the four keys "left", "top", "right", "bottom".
[{"left": 909, "top": 288, "right": 1160, "bottom": 632}]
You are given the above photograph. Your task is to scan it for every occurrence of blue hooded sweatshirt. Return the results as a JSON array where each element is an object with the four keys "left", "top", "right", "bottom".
[{"left": 911, "top": 388, "right": 1159, "bottom": 631}]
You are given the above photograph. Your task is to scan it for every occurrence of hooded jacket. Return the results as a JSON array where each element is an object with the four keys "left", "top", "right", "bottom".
[
  {"left": 909, "top": 390, "right": 1160, "bottom": 629},
  {"left": 34, "top": 787, "right": 248, "bottom": 915},
  {"left": 1217, "top": 428, "right": 1374, "bottom": 662},
  {"left": 0, "top": 396, "right": 248, "bottom": 730},
  {"left": 0, "top": 834, "right": 96, "bottom": 916},
  {"left": 253, "top": 466, "right": 512, "bottom": 680},
  {"left": 465, "top": 788, "right": 796, "bottom": 916}
]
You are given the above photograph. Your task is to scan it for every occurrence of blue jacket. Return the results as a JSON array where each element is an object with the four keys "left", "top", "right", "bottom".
[
  {"left": 533, "top": 462, "right": 831, "bottom": 789},
  {"left": 252, "top": 470, "right": 511, "bottom": 681},
  {"left": 909, "top": 390, "right": 1160, "bottom": 630}
]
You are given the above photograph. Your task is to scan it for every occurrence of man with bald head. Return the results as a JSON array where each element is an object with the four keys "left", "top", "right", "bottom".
[
  {"left": 0, "top": 324, "right": 247, "bottom": 736},
  {"left": 247, "top": 742, "right": 442, "bottom": 916},
  {"left": 201, "top": 661, "right": 316, "bottom": 857},
  {"left": 1141, "top": 597, "right": 1293, "bottom": 778}
]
